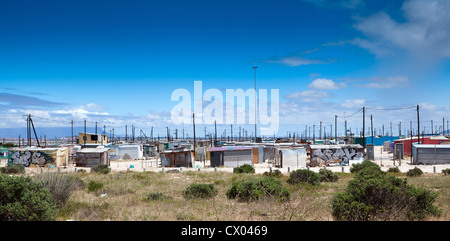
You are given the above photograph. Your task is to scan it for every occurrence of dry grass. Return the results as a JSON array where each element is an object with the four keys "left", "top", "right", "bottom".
[{"left": 55, "top": 171, "right": 450, "bottom": 221}]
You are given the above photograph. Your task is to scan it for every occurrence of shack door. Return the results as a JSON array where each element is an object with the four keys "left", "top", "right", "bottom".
[{"left": 252, "top": 148, "right": 259, "bottom": 164}]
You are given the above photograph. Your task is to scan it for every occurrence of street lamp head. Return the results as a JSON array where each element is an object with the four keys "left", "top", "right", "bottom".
[{"left": 252, "top": 66, "right": 258, "bottom": 69}]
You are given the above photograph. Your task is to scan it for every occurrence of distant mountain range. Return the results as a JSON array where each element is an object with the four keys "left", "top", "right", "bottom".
[{"left": 0, "top": 127, "right": 106, "bottom": 139}]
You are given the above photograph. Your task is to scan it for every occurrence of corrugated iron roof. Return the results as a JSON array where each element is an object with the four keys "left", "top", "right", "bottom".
[
  {"left": 77, "top": 148, "right": 110, "bottom": 153},
  {"left": 209, "top": 146, "right": 254, "bottom": 152}
]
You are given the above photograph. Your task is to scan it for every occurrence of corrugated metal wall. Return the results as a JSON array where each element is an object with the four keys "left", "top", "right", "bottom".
[
  {"left": 223, "top": 150, "right": 252, "bottom": 167},
  {"left": 413, "top": 145, "right": 450, "bottom": 164}
]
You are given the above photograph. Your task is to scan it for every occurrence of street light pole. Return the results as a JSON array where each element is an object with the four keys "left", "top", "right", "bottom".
[{"left": 253, "top": 66, "right": 258, "bottom": 143}]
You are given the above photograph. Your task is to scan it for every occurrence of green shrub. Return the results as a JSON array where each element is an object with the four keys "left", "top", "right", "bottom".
[
  {"left": 319, "top": 169, "right": 339, "bottom": 182},
  {"left": 226, "top": 176, "right": 290, "bottom": 202},
  {"left": 387, "top": 167, "right": 401, "bottom": 173},
  {"left": 87, "top": 181, "right": 104, "bottom": 193},
  {"left": 146, "top": 192, "right": 173, "bottom": 201},
  {"left": 233, "top": 164, "right": 255, "bottom": 174},
  {"left": 287, "top": 169, "right": 320, "bottom": 186},
  {"left": 34, "top": 173, "right": 84, "bottom": 206},
  {"left": 263, "top": 169, "right": 282, "bottom": 178},
  {"left": 0, "top": 174, "right": 57, "bottom": 221},
  {"left": 182, "top": 184, "right": 218, "bottom": 199},
  {"left": 350, "top": 160, "right": 379, "bottom": 174},
  {"left": 91, "top": 164, "right": 110, "bottom": 174},
  {"left": 0, "top": 163, "right": 25, "bottom": 174},
  {"left": 406, "top": 167, "right": 423, "bottom": 177},
  {"left": 331, "top": 164, "right": 441, "bottom": 221},
  {"left": 443, "top": 168, "right": 450, "bottom": 175}
]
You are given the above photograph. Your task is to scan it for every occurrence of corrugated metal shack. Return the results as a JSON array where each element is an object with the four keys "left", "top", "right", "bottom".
[
  {"left": 277, "top": 148, "right": 307, "bottom": 169},
  {"left": 109, "top": 144, "right": 143, "bottom": 160},
  {"left": 8, "top": 147, "right": 69, "bottom": 167},
  {"left": 394, "top": 135, "right": 450, "bottom": 156},
  {"left": 75, "top": 148, "right": 110, "bottom": 167},
  {"left": 412, "top": 144, "right": 450, "bottom": 165},
  {"left": 160, "top": 149, "right": 195, "bottom": 167},
  {"left": 309, "top": 144, "right": 364, "bottom": 167},
  {"left": 209, "top": 146, "right": 263, "bottom": 167}
]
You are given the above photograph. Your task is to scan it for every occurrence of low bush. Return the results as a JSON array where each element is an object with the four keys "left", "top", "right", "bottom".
[
  {"left": 233, "top": 164, "right": 255, "bottom": 174},
  {"left": 443, "top": 168, "right": 450, "bottom": 176},
  {"left": 91, "top": 164, "right": 110, "bottom": 174},
  {"left": 350, "top": 160, "right": 379, "bottom": 174},
  {"left": 87, "top": 181, "right": 104, "bottom": 193},
  {"left": 406, "top": 167, "right": 423, "bottom": 177},
  {"left": 319, "top": 169, "right": 339, "bottom": 182},
  {"left": 146, "top": 192, "right": 173, "bottom": 201},
  {"left": 0, "top": 174, "right": 57, "bottom": 221},
  {"left": 0, "top": 163, "right": 25, "bottom": 174},
  {"left": 226, "top": 176, "right": 290, "bottom": 202},
  {"left": 287, "top": 169, "right": 320, "bottom": 186},
  {"left": 34, "top": 173, "right": 84, "bottom": 206},
  {"left": 331, "top": 162, "right": 441, "bottom": 221},
  {"left": 263, "top": 169, "right": 282, "bottom": 178},
  {"left": 387, "top": 167, "right": 401, "bottom": 173},
  {"left": 182, "top": 184, "right": 218, "bottom": 199}
]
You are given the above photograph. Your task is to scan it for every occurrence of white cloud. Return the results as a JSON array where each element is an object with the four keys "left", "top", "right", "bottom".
[
  {"left": 308, "top": 78, "right": 347, "bottom": 90},
  {"left": 85, "top": 103, "right": 104, "bottom": 112},
  {"left": 341, "top": 99, "right": 365, "bottom": 108},
  {"left": 364, "top": 76, "right": 409, "bottom": 89},
  {"left": 353, "top": 0, "right": 450, "bottom": 58},
  {"left": 284, "top": 90, "right": 331, "bottom": 102},
  {"left": 267, "top": 57, "right": 325, "bottom": 67},
  {"left": 52, "top": 106, "right": 109, "bottom": 120},
  {"left": 303, "top": 0, "right": 363, "bottom": 9}
]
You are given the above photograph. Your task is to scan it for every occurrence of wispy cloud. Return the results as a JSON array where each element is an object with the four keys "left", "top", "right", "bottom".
[
  {"left": 303, "top": 0, "right": 363, "bottom": 9},
  {"left": 364, "top": 76, "right": 409, "bottom": 89},
  {"left": 0, "top": 93, "right": 65, "bottom": 108},
  {"left": 284, "top": 90, "right": 332, "bottom": 103},
  {"left": 352, "top": 0, "right": 450, "bottom": 59},
  {"left": 308, "top": 78, "right": 347, "bottom": 90},
  {"left": 266, "top": 56, "right": 327, "bottom": 67}
]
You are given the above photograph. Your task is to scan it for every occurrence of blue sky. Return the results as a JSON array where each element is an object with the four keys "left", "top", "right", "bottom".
[{"left": 1, "top": 0, "right": 450, "bottom": 137}]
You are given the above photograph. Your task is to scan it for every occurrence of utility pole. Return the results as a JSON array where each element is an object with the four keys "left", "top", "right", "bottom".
[
  {"left": 319, "top": 121, "right": 322, "bottom": 140},
  {"left": 71, "top": 120, "right": 74, "bottom": 144},
  {"left": 313, "top": 124, "right": 315, "bottom": 144},
  {"left": 443, "top": 118, "right": 445, "bottom": 136},
  {"left": 125, "top": 125, "right": 128, "bottom": 142},
  {"left": 335, "top": 115, "right": 338, "bottom": 144},
  {"left": 345, "top": 120, "right": 348, "bottom": 138},
  {"left": 231, "top": 124, "right": 233, "bottom": 142},
  {"left": 417, "top": 105, "right": 420, "bottom": 144},
  {"left": 84, "top": 120, "right": 87, "bottom": 147},
  {"left": 431, "top": 120, "right": 433, "bottom": 136},
  {"left": 371, "top": 115, "right": 373, "bottom": 144},
  {"left": 253, "top": 66, "right": 258, "bottom": 143},
  {"left": 214, "top": 120, "right": 217, "bottom": 144},
  {"left": 362, "top": 107, "right": 365, "bottom": 148},
  {"left": 193, "top": 113, "right": 196, "bottom": 159}
]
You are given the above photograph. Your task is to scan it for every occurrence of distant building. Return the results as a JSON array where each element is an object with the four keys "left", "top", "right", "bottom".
[
  {"left": 75, "top": 148, "right": 110, "bottom": 167},
  {"left": 412, "top": 143, "right": 450, "bottom": 165},
  {"left": 78, "top": 132, "right": 107, "bottom": 145},
  {"left": 209, "top": 146, "right": 263, "bottom": 168},
  {"left": 160, "top": 149, "right": 195, "bottom": 167},
  {"left": 8, "top": 147, "right": 69, "bottom": 167},
  {"left": 109, "top": 144, "right": 143, "bottom": 160}
]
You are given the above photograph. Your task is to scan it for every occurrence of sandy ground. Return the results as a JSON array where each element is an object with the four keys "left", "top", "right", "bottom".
[{"left": 3, "top": 145, "right": 450, "bottom": 175}]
